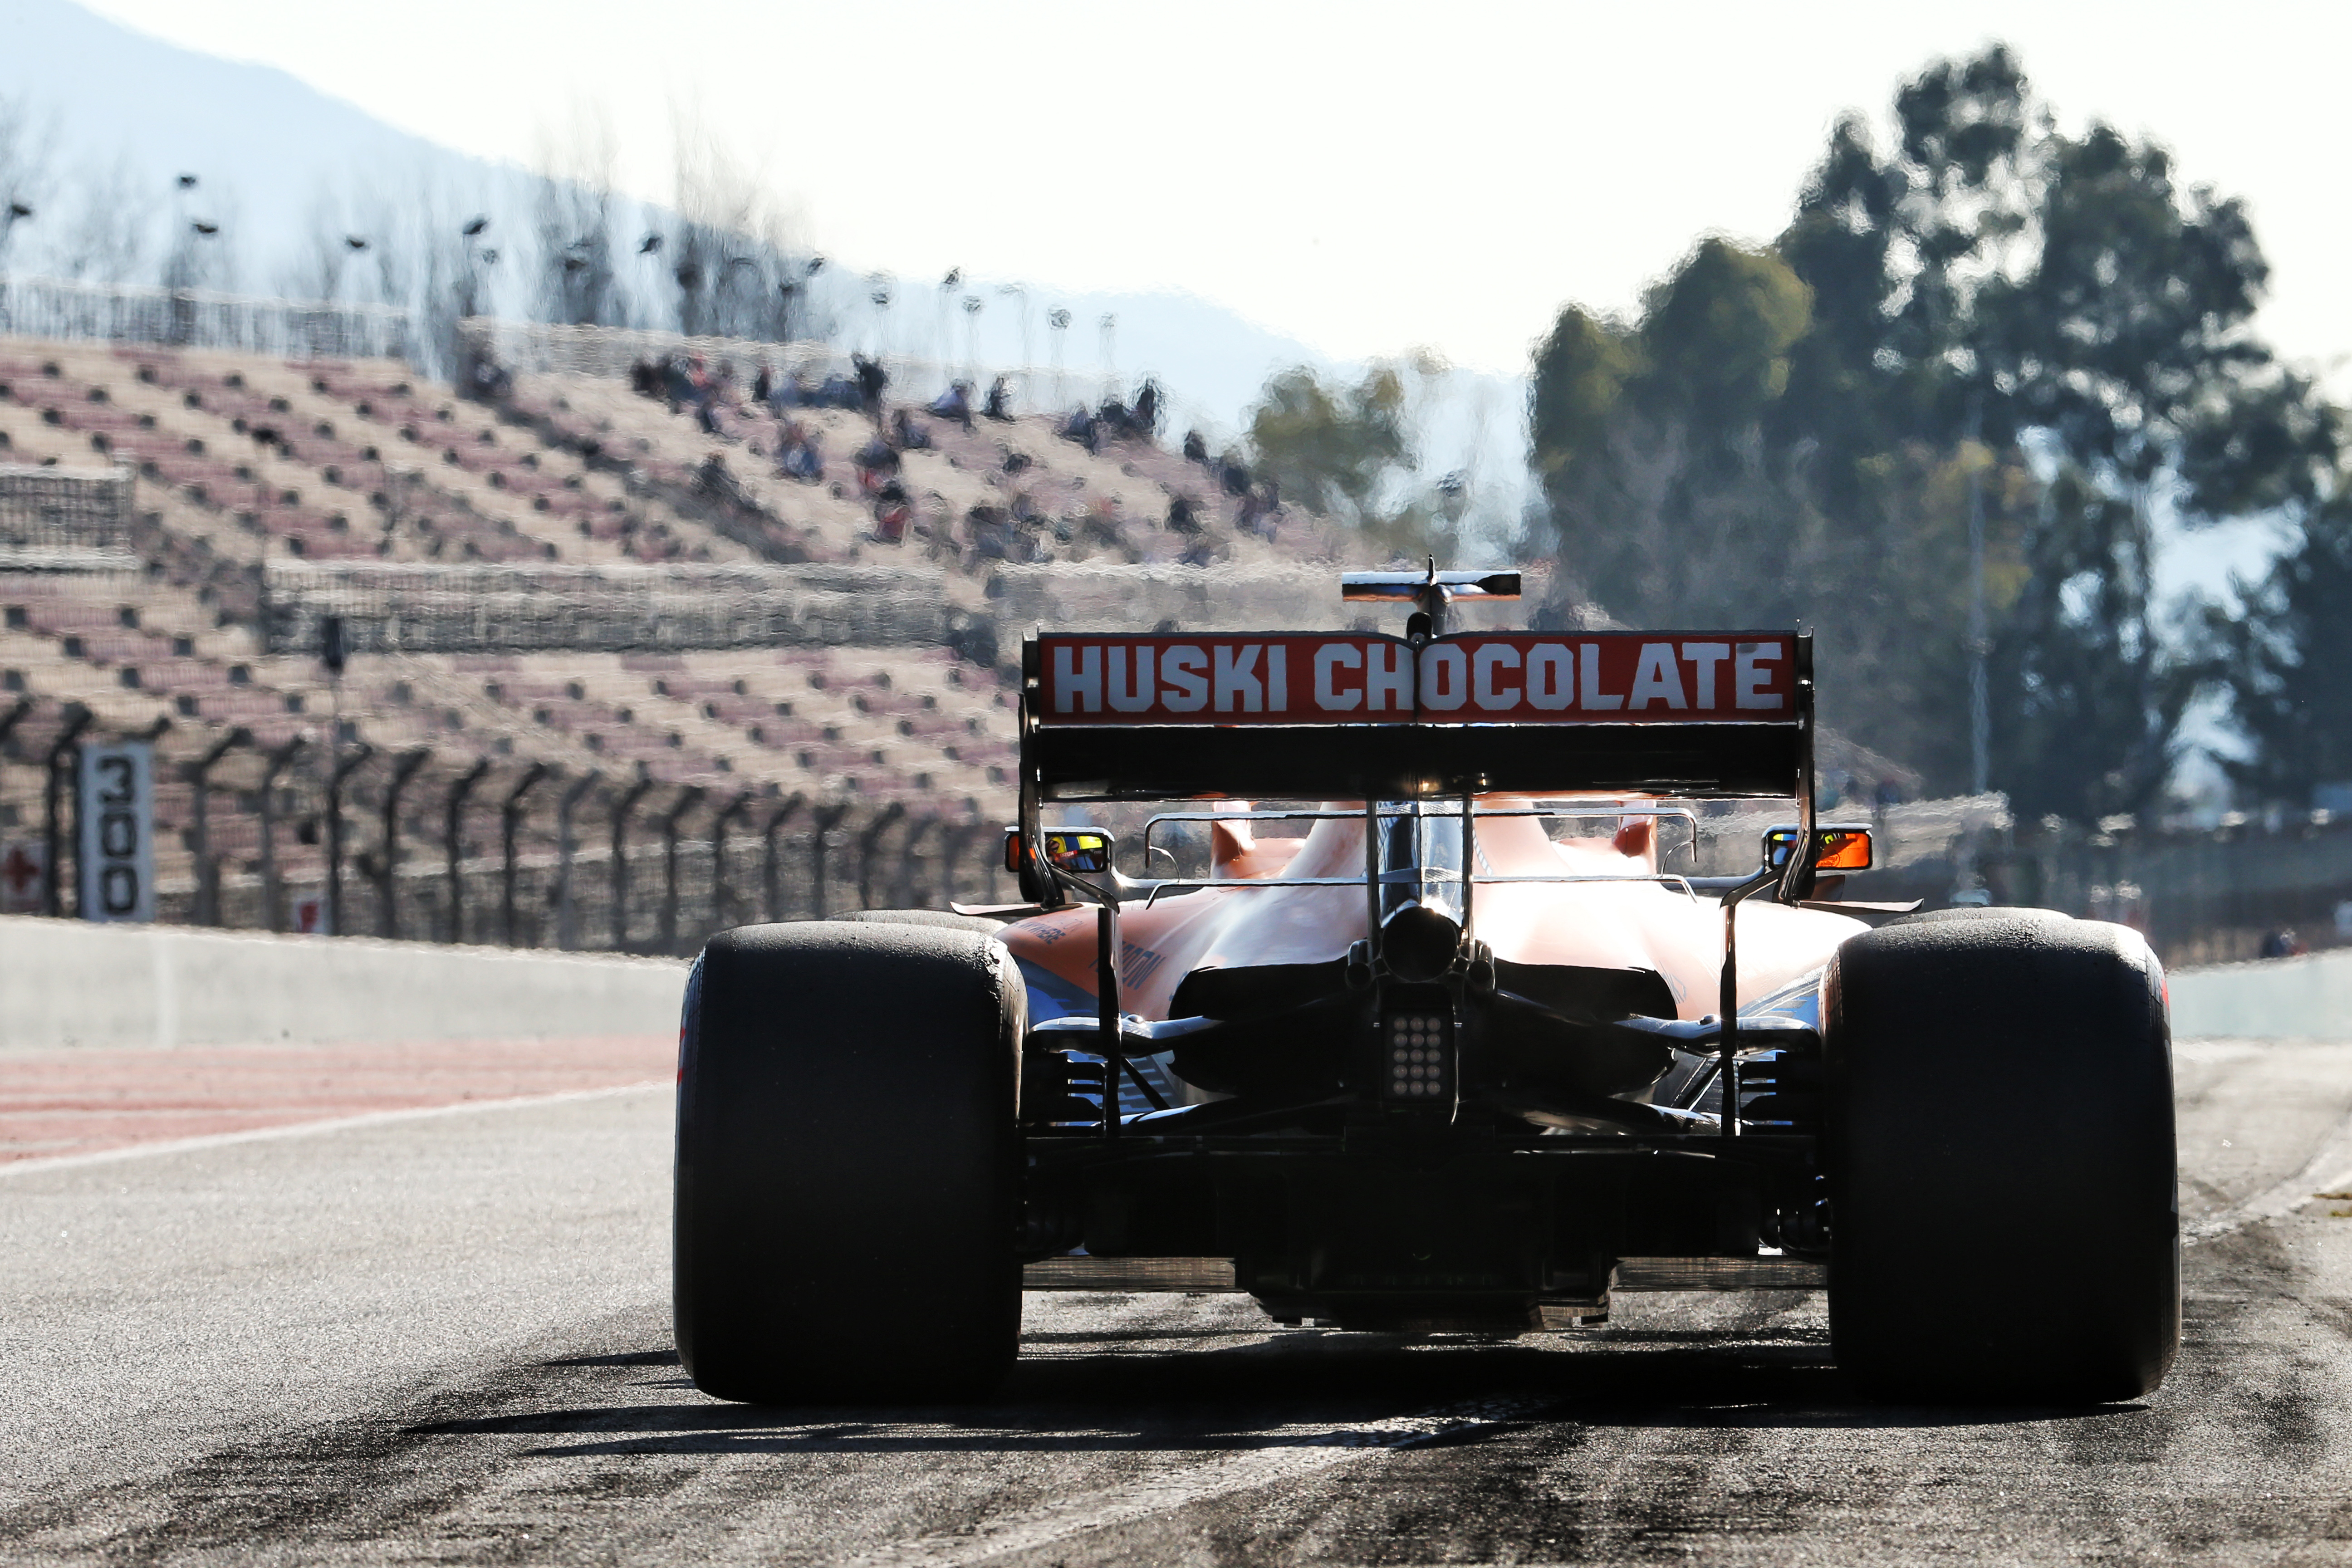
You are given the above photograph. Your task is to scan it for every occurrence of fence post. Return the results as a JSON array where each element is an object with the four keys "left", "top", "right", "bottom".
[
  {"left": 555, "top": 769, "right": 602, "bottom": 951},
  {"left": 855, "top": 802, "right": 906, "bottom": 911},
  {"left": 939, "top": 821, "right": 980, "bottom": 911},
  {"left": 42, "top": 703, "right": 93, "bottom": 917},
  {"left": 185, "top": 726, "right": 248, "bottom": 927},
  {"left": 255, "top": 734, "right": 308, "bottom": 932},
  {"left": 893, "top": 815, "right": 938, "bottom": 908},
  {"left": 609, "top": 774, "right": 655, "bottom": 951},
  {"left": 761, "top": 792, "right": 804, "bottom": 922},
  {"left": 377, "top": 748, "right": 430, "bottom": 939},
  {"left": 441, "top": 756, "right": 490, "bottom": 944},
  {"left": 658, "top": 785, "right": 705, "bottom": 955},
  {"left": 808, "top": 799, "right": 852, "bottom": 918},
  {"left": 500, "top": 762, "right": 550, "bottom": 947},
  {"left": 325, "top": 741, "right": 373, "bottom": 937},
  {"left": 708, "top": 789, "right": 754, "bottom": 935}
]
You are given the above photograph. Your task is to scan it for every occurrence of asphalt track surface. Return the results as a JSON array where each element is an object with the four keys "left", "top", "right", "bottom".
[{"left": 7, "top": 1036, "right": 2352, "bottom": 1564}]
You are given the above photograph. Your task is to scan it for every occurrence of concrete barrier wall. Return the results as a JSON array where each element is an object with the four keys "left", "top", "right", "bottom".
[
  {"left": 2170, "top": 948, "right": 2352, "bottom": 1040},
  {"left": 0, "top": 916, "right": 689, "bottom": 1053},
  {"left": 0, "top": 911, "right": 2329, "bottom": 1053}
]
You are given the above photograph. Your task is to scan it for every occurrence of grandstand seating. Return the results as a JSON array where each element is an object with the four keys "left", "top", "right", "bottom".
[{"left": 0, "top": 333, "right": 1368, "bottom": 945}]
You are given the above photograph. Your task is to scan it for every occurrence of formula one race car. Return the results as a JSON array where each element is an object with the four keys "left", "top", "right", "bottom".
[{"left": 674, "top": 569, "right": 2178, "bottom": 1405}]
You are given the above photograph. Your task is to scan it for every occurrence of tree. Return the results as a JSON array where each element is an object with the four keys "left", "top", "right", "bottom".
[
  {"left": 55, "top": 156, "right": 148, "bottom": 284},
  {"left": 0, "top": 92, "right": 55, "bottom": 278},
  {"left": 1528, "top": 46, "right": 2330, "bottom": 819},
  {"left": 532, "top": 108, "right": 626, "bottom": 328},
  {"left": 2212, "top": 490, "right": 2352, "bottom": 805},
  {"left": 667, "top": 114, "right": 814, "bottom": 343}
]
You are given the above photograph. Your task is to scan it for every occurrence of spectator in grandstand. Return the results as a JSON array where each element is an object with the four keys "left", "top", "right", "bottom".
[
  {"left": 663, "top": 355, "right": 697, "bottom": 410},
  {"left": 2260, "top": 928, "right": 2308, "bottom": 959},
  {"left": 853, "top": 354, "right": 889, "bottom": 426},
  {"left": 1218, "top": 453, "right": 1253, "bottom": 497},
  {"left": 1081, "top": 497, "right": 1126, "bottom": 553},
  {"left": 1132, "top": 379, "right": 1161, "bottom": 439},
  {"left": 853, "top": 433, "right": 901, "bottom": 494},
  {"left": 872, "top": 479, "right": 912, "bottom": 543},
  {"left": 1009, "top": 487, "right": 1040, "bottom": 525},
  {"left": 984, "top": 376, "right": 1014, "bottom": 422},
  {"left": 1002, "top": 450, "right": 1033, "bottom": 475},
  {"left": 769, "top": 370, "right": 811, "bottom": 411},
  {"left": 1096, "top": 393, "right": 1133, "bottom": 440},
  {"left": 816, "top": 370, "right": 860, "bottom": 409},
  {"left": 891, "top": 407, "right": 932, "bottom": 451},
  {"left": 1058, "top": 407, "right": 1100, "bottom": 454},
  {"left": 1183, "top": 428, "right": 1210, "bottom": 464},
  {"left": 778, "top": 423, "right": 825, "bottom": 482},
  {"left": 631, "top": 358, "right": 661, "bottom": 399},
  {"left": 966, "top": 503, "right": 1015, "bottom": 563},
  {"left": 753, "top": 364, "right": 773, "bottom": 405},
  {"left": 929, "top": 381, "right": 975, "bottom": 431},
  {"left": 1239, "top": 481, "right": 1283, "bottom": 541},
  {"left": 696, "top": 453, "right": 753, "bottom": 510},
  {"left": 1166, "top": 494, "right": 1202, "bottom": 536},
  {"left": 1180, "top": 536, "right": 1221, "bottom": 568}
]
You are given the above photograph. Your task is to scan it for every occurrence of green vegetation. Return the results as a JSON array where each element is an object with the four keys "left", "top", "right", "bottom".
[{"left": 1511, "top": 46, "right": 2341, "bottom": 820}]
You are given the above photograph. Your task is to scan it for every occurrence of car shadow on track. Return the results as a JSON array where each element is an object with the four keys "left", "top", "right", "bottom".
[{"left": 407, "top": 1328, "right": 2138, "bottom": 1458}]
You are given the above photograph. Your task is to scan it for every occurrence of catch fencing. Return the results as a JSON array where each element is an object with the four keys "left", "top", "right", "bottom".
[
  {"left": 0, "top": 714, "right": 1006, "bottom": 956},
  {"left": 0, "top": 277, "right": 416, "bottom": 363},
  {"left": 0, "top": 462, "right": 139, "bottom": 570},
  {"left": 14, "top": 682, "right": 2351, "bottom": 965},
  {"left": 258, "top": 559, "right": 953, "bottom": 656}
]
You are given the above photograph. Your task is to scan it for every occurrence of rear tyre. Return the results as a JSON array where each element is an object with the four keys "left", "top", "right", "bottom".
[
  {"left": 1824, "top": 910, "right": 2177, "bottom": 1403},
  {"left": 674, "top": 921, "right": 1026, "bottom": 1403},
  {"left": 840, "top": 908, "right": 1009, "bottom": 934}
]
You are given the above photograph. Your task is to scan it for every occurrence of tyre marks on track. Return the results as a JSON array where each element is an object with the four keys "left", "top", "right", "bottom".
[
  {"left": 839, "top": 1396, "right": 1551, "bottom": 1568},
  {"left": 2186, "top": 1095, "right": 2352, "bottom": 1242}
]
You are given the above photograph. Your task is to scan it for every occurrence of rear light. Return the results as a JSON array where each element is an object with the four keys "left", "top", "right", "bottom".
[{"left": 1383, "top": 1010, "right": 1453, "bottom": 1102}]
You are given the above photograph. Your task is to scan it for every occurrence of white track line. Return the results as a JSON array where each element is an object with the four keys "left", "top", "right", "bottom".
[
  {"left": 2186, "top": 1095, "right": 2352, "bottom": 1242},
  {"left": 844, "top": 1396, "right": 1548, "bottom": 1568},
  {"left": 0, "top": 1079, "right": 670, "bottom": 1179}
]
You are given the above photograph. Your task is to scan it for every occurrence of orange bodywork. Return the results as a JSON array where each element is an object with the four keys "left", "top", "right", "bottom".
[{"left": 999, "top": 800, "right": 1865, "bottom": 1026}]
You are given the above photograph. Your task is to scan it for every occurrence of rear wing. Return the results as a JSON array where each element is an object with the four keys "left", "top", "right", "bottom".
[{"left": 1019, "top": 629, "right": 1813, "bottom": 802}]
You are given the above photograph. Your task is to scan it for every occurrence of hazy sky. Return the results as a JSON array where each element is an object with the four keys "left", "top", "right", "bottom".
[{"left": 71, "top": 0, "right": 2352, "bottom": 383}]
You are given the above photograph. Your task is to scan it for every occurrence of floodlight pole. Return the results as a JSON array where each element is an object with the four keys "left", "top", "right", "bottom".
[{"left": 1967, "top": 395, "right": 1990, "bottom": 799}]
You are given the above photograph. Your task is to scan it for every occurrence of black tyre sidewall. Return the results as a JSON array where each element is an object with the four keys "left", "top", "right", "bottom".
[
  {"left": 1825, "top": 911, "right": 2179, "bottom": 1403},
  {"left": 674, "top": 921, "right": 1025, "bottom": 1403}
]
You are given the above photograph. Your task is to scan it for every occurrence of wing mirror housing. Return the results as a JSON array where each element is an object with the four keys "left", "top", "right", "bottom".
[
  {"left": 1004, "top": 826, "right": 1115, "bottom": 877},
  {"left": 1762, "top": 822, "right": 1873, "bottom": 874}
]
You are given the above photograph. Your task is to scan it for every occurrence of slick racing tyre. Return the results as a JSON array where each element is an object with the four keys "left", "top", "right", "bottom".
[
  {"left": 674, "top": 921, "right": 1026, "bottom": 1403},
  {"left": 1823, "top": 909, "right": 2178, "bottom": 1404},
  {"left": 840, "top": 908, "right": 1009, "bottom": 934}
]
